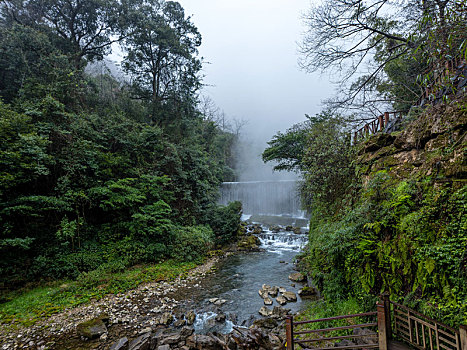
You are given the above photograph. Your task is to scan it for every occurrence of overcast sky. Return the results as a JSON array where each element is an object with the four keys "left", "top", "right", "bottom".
[{"left": 179, "top": 0, "right": 333, "bottom": 137}]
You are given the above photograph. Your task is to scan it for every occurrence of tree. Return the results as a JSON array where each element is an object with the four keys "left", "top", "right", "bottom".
[
  {"left": 299, "top": 0, "right": 467, "bottom": 114},
  {"left": 1, "top": 0, "right": 119, "bottom": 68},
  {"left": 120, "top": 0, "right": 202, "bottom": 105}
]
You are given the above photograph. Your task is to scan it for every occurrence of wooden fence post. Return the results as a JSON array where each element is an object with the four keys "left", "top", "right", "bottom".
[
  {"left": 286, "top": 316, "right": 294, "bottom": 350},
  {"left": 381, "top": 293, "right": 392, "bottom": 340},
  {"left": 460, "top": 325, "right": 467, "bottom": 350},
  {"left": 379, "top": 115, "right": 384, "bottom": 131},
  {"left": 377, "top": 301, "right": 388, "bottom": 350}
]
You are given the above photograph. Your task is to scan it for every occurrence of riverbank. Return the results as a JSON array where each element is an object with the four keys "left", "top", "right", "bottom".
[{"left": 0, "top": 252, "right": 229, "bottom": 350}]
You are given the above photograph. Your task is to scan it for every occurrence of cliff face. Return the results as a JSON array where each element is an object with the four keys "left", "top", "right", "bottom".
[{"left": 358, "top": 100, "right": 467, "bottom": 183}]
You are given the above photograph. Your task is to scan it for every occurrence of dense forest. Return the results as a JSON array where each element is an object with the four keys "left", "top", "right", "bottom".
[
  {"left": 0, "top": 0, "right": 242, "bottom": 299},
  {"left": 264, "top": 0, "right": 467, "bottom": 326}
]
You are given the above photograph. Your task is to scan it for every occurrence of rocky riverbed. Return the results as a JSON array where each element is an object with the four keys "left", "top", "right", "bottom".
[{"left": 0, "top": 224, "right": 310, "bottom": 350}]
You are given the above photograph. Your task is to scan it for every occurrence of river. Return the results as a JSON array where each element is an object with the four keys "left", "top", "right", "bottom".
[{"left": 169, "top": 225, "right": 310, "bottom": 334}]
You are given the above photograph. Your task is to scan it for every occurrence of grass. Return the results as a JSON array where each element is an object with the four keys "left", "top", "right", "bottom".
[{"left": 0, "top": 260, "right": 198, "bottom": 327}]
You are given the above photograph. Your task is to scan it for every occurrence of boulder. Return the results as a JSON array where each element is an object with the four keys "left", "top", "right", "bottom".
[
  {"left": 159, "top": 333, "right": 181, "bottom": 345},
  {"left": 285, "top": 226, "right": 293, "bottom": 231},
  {"left": 276, "top": 296, "right": 287, "bottom": 305},
  {"left": 259, "top": 306, "right": 272, "bottom": 317},
  {"left": 253, "top": 317, "right": 278, "bottom": 329},
  {"left": 258, "top": 289, "right": 269, "bottom": 299},
  {"left": 298, "top": 286, "right": 318, "bottom": 297},
  {"left": 215, "top": 313, "right": 227, "bottom": 323},
  {"left": 278, "top": 287, "right": 286, "bottom": 293},
  {"left": 186, "top": 310, "right": 196, "bottom": 325},
  {"left": 214, "top": 299, "right": 227, "bottom": 306},
  {"left": 271, "top": 306, "right": 290, "bottom": 318},
  {"left": 173, "top": 318, "right": 186, "bottom": 327},
  {"left": 76, "top": 318, "right": 107, "bottom": 339},
  {"left": 237, "top": 235, "right": 262, "bottom": 251},
  {"left": 129, "top": 332, "right": 151, "bottom": 350},
  {"left": 156, "top": 312, "right": 174, "bottom": 326},
  {"left": 268, "top": 286, "right": 279, "bottom": 297},
  {"left": 180, "top": 326, "right": 194, "bottom": 338},
  {"left": 110, "top": 337, "right": 129, "bottom": 350},
  {"left": 288, "top": 272, "right": 306, "bottom": 282},
  {"left": 293, "top": 227, "right": 302, "bottom": 234},
  {"left": 157, "top": 345, "right": 170, "bottom": 350},
  {"left": 193, "top": 334, "right": 224, "bottom": 350},
  {"left": 282, "top": 291, "right": 297, "bottom": 302},
  {"left": 262, "top": 284, "right": 272, "bottom": 291},
  {"left": 263, "top": 297, "right": 273, "bottom": 305}
]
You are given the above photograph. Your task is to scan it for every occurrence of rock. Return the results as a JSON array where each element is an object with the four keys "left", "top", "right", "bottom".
[
  {"left": 110, "top": 337, "right": 129, "bottom": 350},
  {"left": 268, "top": 286, "right": 279, "bottom": 297},
  {"left": 253, "top": 226, "right": 263, "bottom": 234},
  {"left": 139, "top": 327, "right": 152, "bottom": 334},
  {"left": 180, "top": 326, "right": 194, "bottom": 338},
  {"left": 157, "top": 345, "right": 170, "bottom": 350},
  {"left": 76, "top": 318, "right": 107, "bottom": 339},
  {"left": 279, "top": 260, "right": 285, "bottom": 263},
  {"left": 262, "top": 284, "right": 272, "bottom": 291},
  {"left": 209, "top": 298, "right": 219, "bottom": 303},
  {"left": 282, "top": 291, "right": 297, "bottom": 302},
  {"left": 253, "top": 317, "right": 278, "bottom": 329},
  {"left": 353, "top": 328, "right": 378, "bottom": 345},
  {"left": 289, "top": 272, "right": 306, "bottom": 282},
  {"left": 215, "top": 313, "right": 226, "bottom": 322},
  {"left": 186, "top": 310, "right": 196, "bottom": 325},
  {"left": 156, "top": 312, "right": 173, "bottom": 325},
  {"left": 272, "top": 306, "right": 290, "bottom": 318},
  {"left": 160, "top": 333, "right": 181, "bottom": 345},
  {"left": 258, "top": 289, "right": 269, "bottom": 299},
  {"left": 129, "top": 332, "right": 151, "bottom": 350},
  {"left": 335, "top": 339, "right": 356, "bottom": 347},
  {"left": 276, "top": 296, "right": 287, "bottom": 305},
  {"left": 293, "top": 227, "right": 302, "bottom": 234},
  {"left": 193, "top": 334, "right": 223, "bottom": 350},
  {"left": 237, "top": 235, "right": 262, "bottom": 251},
  {"left": 285, "top": 225, "right": 293, "bottom": 231},
  {"left": 259, "top": 306, "right": 272, "bottom": 317},
  {"left": 298, "top": 286, "right": 318, "bottom": 297},
  {"left": 214, "top": 299, "right": 227, "bottom": 306},
  {"left": 173, "top": 318, "right": 186, "bottom": 327},
  {"left": 264, "top": 297, "right": 273, "bottom": 305},
  {"left": 270, "top": 226, "right": 281, "bottom": 233},
  {"left": 278, "top": 287, "right": 286, "bottom": 293}
]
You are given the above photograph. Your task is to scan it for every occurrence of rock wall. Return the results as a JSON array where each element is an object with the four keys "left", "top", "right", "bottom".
[{"left": 358, "top": 99, "right": 467, "bottom": 183}]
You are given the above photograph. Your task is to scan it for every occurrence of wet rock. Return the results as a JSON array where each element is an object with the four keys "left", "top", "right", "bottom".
[
  {"left": 270, "top": 226, "right": 281, "bottom": 233},
  {"left": 214, "top": 299, "right": 227, "bottom": 306},
  {"left": 264, "top": 297, "right": 273, "bottom": 305},
  {"left": 180, "top": 326, "right": 194, "bottom": 338},
  {"left": 237, "top": 235, "right": 262, "bottom": 251},
  {"left": 335, "top": 339, "right": 356, "bottom": 347},
  {"left": 253, "top": 317, "right": 278, "bottom": 329},
  {"left": 268, "top": 286, "right": 279, "bottom": 297},
  {"left": 258, "top": 289, "right": 269, "bottom": 299},
  {"left": 285, "top": 225, "right": 293, "bottom": 231},
  {"left": 209, "top": 297, "right": 219, "bottom": 304},
  {"left": 76, "top": 318, "right": 107, "bottom": 339},
  {"left": 215, "top": 313, "right": 226, "bottom": 323},
  {"left": 282, "top": 291, "right": 297, "bottom": 302},
  {"left": 298, "top": 286, "right": 318, "bottom": 297},
  {"left": 173, "top": 318, "right": 186, "bottom": 327},
  {"left": 110, "top": 337, "right": 129, "bottom": 350},
  {"left": 157, "top": 345, "right": 170, "bottom": 350},
  {"left": 259, "top": 306, "right": 272, "bottom": 317},
  {"left": 293, "top": 227, "right": 302, "bottom": 234},
  {"left": 276, "top": 295, "right": 287, "bottom": 305},
  {"left": 193, "top": 334, "right": 224, "bottom": 350},
  {"left": 129, "top": 332, "right": 151, "bottom": 350},
  {"left": 186, "top": 310, "right": 196, "bottom": 325},
  {"left": 159, "top": 333, "right": 181, "bottom": 345},
  {"left": 278, "top": 287, "right": 286, "bottom": 293},
  {"left": 289, "top": 272, "right": 306, "bottom": 282},
  {"left": 271, "top": 306, "right": 290, "bottom": 318},
  {"left": 156, "top": 312, "right": 173, "bottom": 326}
]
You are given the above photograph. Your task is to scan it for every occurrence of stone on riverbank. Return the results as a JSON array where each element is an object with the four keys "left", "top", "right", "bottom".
[
  {"left": 237, "top": 235, "right": 262, "bottom": 251},
  {"left": 276, "top": 295, "right": 287, "bottom": 305},
  {"left": 76, "top": 317, "right": 107, "bottom": 339},
  {"left": 259, "top": 306, "right": 272, "bottom": 317},
  {"left": 288, "top": 272, "right": 306, "bottom": 282},
  {"left": 264, "top": 297, "right": 273, "bottom": 305},
  {"left": 298, "top": 286, "right": 317, "bottom": 297},
  {"left": 128, "top": 332, "right": 151, "bottom": 350},
  {"left": 282, "top": 291, "right": 297, "bottom": 302},
  {"left": 110, "top": 337, "right": 129, "bottom": 350}
]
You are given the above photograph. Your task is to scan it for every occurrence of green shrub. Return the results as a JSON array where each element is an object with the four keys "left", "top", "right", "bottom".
[
  {"left": 204, "top": 201, "right": 242, "bottom": 245},
  {"left": 169, "top": 225, "right": 214, "bottom": 262}
]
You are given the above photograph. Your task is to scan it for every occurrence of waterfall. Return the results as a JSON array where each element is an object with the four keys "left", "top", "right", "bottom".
[{"left": 219, "top": 180, "right": 304, "bottom": 217}]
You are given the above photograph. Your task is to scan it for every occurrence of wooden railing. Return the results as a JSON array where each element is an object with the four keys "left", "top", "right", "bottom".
[
  {"left": 391, "top": 301, "right": 465, "bottom": 350},
  {"left": 285, "top": 311, "right": 379, "bottom": 350},
  {"left": 354, "top": 111, "right": 405, "bottom": 142},
  {"left": 285, "top": 295, "right": 467, "bottom": 350}
]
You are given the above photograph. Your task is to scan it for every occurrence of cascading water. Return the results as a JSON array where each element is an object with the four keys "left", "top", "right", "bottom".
[
  {"left": 170, "top": 226, "right": 310, "bottom": 334},
  {"left": 219, "top": 180, "right": 304, "bottom": 217}
]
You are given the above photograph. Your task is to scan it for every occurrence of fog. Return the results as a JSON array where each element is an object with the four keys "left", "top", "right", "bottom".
[{"left": 177, "top": 0, "right": 334, "bottom": 181}]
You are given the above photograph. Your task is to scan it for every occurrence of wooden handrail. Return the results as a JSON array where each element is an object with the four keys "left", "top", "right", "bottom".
[{"left": 293, "top": 311, "right": 377, "bottom": 325}]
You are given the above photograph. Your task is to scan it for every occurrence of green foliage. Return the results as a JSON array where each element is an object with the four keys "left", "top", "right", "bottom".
[
  {"left": 304, "top": 173, "right": 467, "bottom": 327},
  {"left": 169, "top": 225, "right": 214, "bottom": 262},
  {"left": 0, "top": 0, "right": 241, "bottom": 301},
  {"left": 203, "top": 201, "right": 242, "bottom": 246}
]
